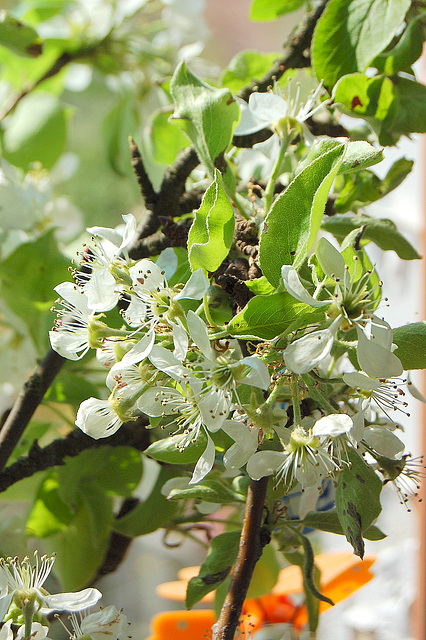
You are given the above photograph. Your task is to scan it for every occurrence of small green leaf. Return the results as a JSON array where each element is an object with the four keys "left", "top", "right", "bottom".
[
  {"left": 2, "top": 92, "right": 69, "bottom": 169},
  {"left": 146, "top": 431, "right": 208, "bottom": 465},
  {"left": 57, "top": 447, "right": 143, "bottom": 505},
  {"left": 298, "top": 138, "right": 383, "bottom": 176},
  {"left": 322, "top": 214, "right": 421, "bottom": 260},
  {"left": 244, "top": 276, "right": 276, "bottom": 296},
  {"left": 103, "top": 94, "right": 138, "bottom": 176},
  {"left": 166, "top": 479, "right": 245, "bottom": 504},
  {"left": 26, "top": 473, "right": 74, "bottom": 537},
  {"left": 45, "top": 371, "right": 102, "bottom": 411},
  {"left": 333, "top": 73, "right": 397, "bottom": 124},
  {"left": 301, "top": 510, "right": 386, "bottom": 540},
  {"left": 335, "top": 449, "right": 382, "bottom": 558},
  {"left": 113, "top": 466, "right": 178, "bottom": 537},
  {"left": 250, "top": 0, "right": 305, "bottom": 20},
  {"left": 259, "top": 144, "right": 346, "bottom": 286},
  {"left": 221, "top": 50, "right": 280, "bottom": 92},
  {"left": 0, "top": 231, "right": 69, "bottom": 352},
  {"left": 186, "top": 531, "right": 241, "bottom": 609},
  {"left": 170, "top": 61, "right": 240, "bottom": 174},
  {"left": 390, "top": 76, "right": 426, "bottom": 135},
  {"left": 393, "top": 322, "right": 426, "bottom": 370},
  {"left": 0, "top": 12, "right": 42, "bottom": 57},
  {"left": 373, "top": 12, "right": 426, "bottom": 75},
  {"left": 43, "top": 487, "right": 113, "bottom": 590},
  {"left": 149, "top": 108, "right": 189, "bottom": 165},
  {"left": 312, "top": 0, "right": 410, "bottom": 90},
  {"left": 188, "top": 170, "right": 235, "bottom": 273},
  {"left": 227, "top": 292, "right": 325, "bottom": 340}
]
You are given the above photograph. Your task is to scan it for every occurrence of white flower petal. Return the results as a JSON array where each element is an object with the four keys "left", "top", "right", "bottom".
[
  {"left": 49, "top": 329, "right": 90, "bottom": 361},
  {"left": 284, "top": 329, "right": 334, "bottom": 374},
  {"left": 187, "top": 310, "right": 213, "bottom": 358},
  {"left": 75, "top": 398, "right": 123, "bottom": 439},
  {"left": 313, "top": 413, "right": 353, "bottom": 438},
  {"left": 85, "top": 268, "right": 118, "bottom": 312},
  {"left": 149, "top": 345, "right": 193, "bottom": 383},
  {"left": 363, "top": 426, "right": 405, "bottom": 459},
  {"left": 343, "top": 371, "right": 381, "bottom": 391},
  {"left": 198, "top": 388, "right": 231, "bottom": 432},
  {"left": 41, "top": 587, "right": 102, "bottom": 614},
  {"left": 137, "top": 386, "right": 184, "bottom": 416},
  {"left": 246, "top": 450, "right": 284, "bottom": 480},
  {"left": 119, "top": 213, "right": 137, "bottom": 249},
  {"left": 281, "top": 265, "right": 329, "bottom": 307},
  {"left": 175, "top": 268, "right": 209, "bottom": 300},
  {"left": 129, "top": 259, "right": 165, "bottom": 291},
  {"left": 189, "top": 433, "right": 215, "bottom": 484},
  {"left": 121, "top": 330, "right": 155, "bottom": 364},
  {"left": 240, "top": 356, "right": 270, "bottom": 389},
  {"left": 248, "top": 92, "right": 287, "bottom": 122},
  {"left": 315, "top": 237, "right": 346, "bottom": 282},
  {"left": 172, "top": 322, "right": 188, "bottom": 360},
  {"left": 356, "top": 326, "right": 403, "bottom": 379},
  {"left": 80, "top": 605, "right": 127, "bottom": 640},
  {"left": 156, "top": 247, "right": 178, "bottom": 281}
]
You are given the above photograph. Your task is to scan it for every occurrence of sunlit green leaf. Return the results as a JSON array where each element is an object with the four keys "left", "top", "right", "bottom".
[
  {"left": 335, "top": 449, "right": 382, "bottom": 558},
  {"left": 0, "top": 12, "right": 42, "bottom": 57},
  {"left": 186, "top": 531, "right": 241, "bottom": 609},
  {"left": 259, "top": 143, "right": 346, "bottom": 286},
  {"left": 146, "top": 431, "right": 208, "bottom": 465},
  {"left": 188, "top": 170, "right": 235, "bottom": 273},
  {"left": 393, "top": 322, "right": 426, "bottom": 370},
  {"left": 312, "top": 0, "right": 410, "bottom": 90},
  {"left": 250, "top": 0, "right": 305, "bottom": 20},
  {"left": 221, "top": 50, "right": 280, "bottom": 92}
]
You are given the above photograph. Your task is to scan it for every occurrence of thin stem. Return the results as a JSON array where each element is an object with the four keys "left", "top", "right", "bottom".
[
  {"left": 203, "top": 293, "right": 220, "bottom": 329},
  {"left": 263, "top": 132, "right": 292, "bottom": 214},
  {"left": 211, "top": 476, "right": 269, "bottom": 640},
  {"left": 290, "top": 374, "right": 302, "bottom": 425},
  {"left": 300, "top": 374, "right": 338, "bottom": 414}
]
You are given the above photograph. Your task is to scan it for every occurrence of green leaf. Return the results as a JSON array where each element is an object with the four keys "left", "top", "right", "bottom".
[
  {"left": 393, "top": 322, "right": 426, "bottom": 370},
  {"left": 57, "top": 447, "right": 143, "bottom": 505},
  {"left": 170, "top": 61, "right": 240, "bottom": 174},
  {"left": 244, "top": 276, "right": 276, "bottom": 296},
  {"left": 149, "top": 108, "right": 189, "bottom": 165},
  {"left": 312, "top": 0, "right": 410, "bottom": 90},
  {"left": 186, "top": 531, "right": 241, "bottom": 609},
  {"left": 335, "top": 449, "right": 382, "bottom": 558},
  {"left": 259, "top": 143, "right": 346, "bottom": 286},
  {"left": 146, "top": 431, "right": 208, "bottom": 465},
  {"left": 113, "top": 466, "right": 178, "bottom": 537},
  {"left": 333, "top": 73, "right": 397, "bottom": 124},
  {"left": 321, "top": 214, "right": 420, "bottom": 260},
  {"left": 188, "top": 170, "right": 235, "bottom": 273},
  {"left": 283, "top": 548, "right": 321, "bottom": 632},
  {"left": 103, "top": 94, "right": 138, "bottom": 176},
  {"left": 390, "top": 76, "right": 426, "bottom": 135},
  {"left": 373, "top": 12, "right": 426, "bottom": 75},
  {"left": 227, "top": 292, "right": 325, "bottom": 340},
  {"left": 26, "top": 473, "right": 74, "bottom": 537},
  {"left": 0, "top": 12, "right": 42, "bottom": 57},
  {"left": 166, "top": 479, "right": 245, "bottom": 504},
  {"left": 20, "top": 0, "right": 69, "bottom": 24},
  {"left": 0, "top": 231, "right": 70, "bottom": 352},
  {"left": 301, "top": 510, "right": 386, "bottom": 540},
  {"left": 246, "top": 544, "right": 280, "bottom": 598},
  {"left": 43, "top": 486, "right": 113, "bottom": 590},
  {"left": 298, "top": 138, "right": 383, "bottom": 176},
  {"left": 333, "top": 157, "right": 413, "bottom": 213},
  {"left": 250, "top": 0, "right": 305, "bottom": 20},
  {"left": 1, "top": 92, "right": 69, "bottom": 169},
  {"left": 221, "top": 50, "right": 280, "bottom": 92},
  {"left": 45, "top": 370, "right": 102, "bottom": 411}
]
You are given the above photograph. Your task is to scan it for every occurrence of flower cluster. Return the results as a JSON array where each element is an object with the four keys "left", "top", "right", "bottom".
[
  {"left": 50, "top": 216, "right": 419, "bottom": 498},
  {"left": 0, "top": 552, "right": 127, "bottom": 640}
]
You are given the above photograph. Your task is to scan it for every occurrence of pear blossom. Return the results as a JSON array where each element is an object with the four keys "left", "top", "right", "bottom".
[
  {"left": 247, "top": 424, "right": 340, "bottom": 489},
  {"left": 75, "top": 398, "right": 124, "bottom": 439},
  {"left": 77, "top": 214, "right": 137, "bottom": 312},
  {"left": 234, "top": 78, "right": 325, "bottom": 140},
  {"left": 283, "top": 317, "right": 342, "bottom": 374},
  {"left": 0, "top": 553, "right": 101, "bottom": 620},
  {"left": 62, "top": 605, "right": 128, "bottom": 640},
  {"left": 0, "top": 620, "right": 51, "bottom": 640},
  {"left": 343, "top": 370, "right": 409, "bottom": 418},
  {"left": 49, "top": 282, "right": 97, "bottom": 360}
]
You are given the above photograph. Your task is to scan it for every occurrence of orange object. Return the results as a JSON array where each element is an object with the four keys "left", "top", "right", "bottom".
[{"left": 148, "top": 551, "right": 376, "bottom": 639}]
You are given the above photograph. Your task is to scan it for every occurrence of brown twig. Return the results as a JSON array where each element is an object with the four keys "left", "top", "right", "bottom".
[
  {"left": 0, "top": 349, "right": 65, "bottom": 474},
  {"left": 211, "top": 477, "right": 270, "bottom": 640},
  {"left": 0, "top": 416, "right": 150, "bottom": 493},
  {"left": 237, "top": 1, "right": 329, "bottom": 102}
]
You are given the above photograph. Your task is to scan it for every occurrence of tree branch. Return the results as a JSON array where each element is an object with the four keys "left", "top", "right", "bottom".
[
  {"left": 211, "top": 477, "right": 270, "bottom": 640},
  {"left": 237, "top": 0, "right": 329, "bottom": 102},
  {"left": 0, "top": 416, "right": 150, "bottom": 493},
  {"left": 0, "top": 349, "right": 65, "bottom": 474}
]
